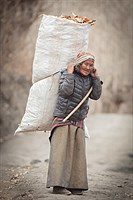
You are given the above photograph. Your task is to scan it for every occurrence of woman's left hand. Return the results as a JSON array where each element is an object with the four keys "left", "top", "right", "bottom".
[{"left": 91, "top": 68, "right": 98, "bottom": 77}]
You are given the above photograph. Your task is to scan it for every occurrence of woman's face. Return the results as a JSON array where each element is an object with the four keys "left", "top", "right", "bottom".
[{"left": 79, "top": 58, "right": 94, "bottom": 76}]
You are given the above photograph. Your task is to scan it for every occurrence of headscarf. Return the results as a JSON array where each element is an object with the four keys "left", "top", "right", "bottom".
[{"left": 75, "top": 51, "right": 95, "bottom": 65}]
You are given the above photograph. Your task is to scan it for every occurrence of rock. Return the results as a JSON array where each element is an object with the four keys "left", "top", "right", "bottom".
[{"left": 30, "top": 159, "right": 41, "bottom": 165}]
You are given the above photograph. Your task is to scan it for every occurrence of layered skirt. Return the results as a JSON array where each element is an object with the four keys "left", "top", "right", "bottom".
[{"left": 46, "top": 125, "right": 88, "bottom": 190}]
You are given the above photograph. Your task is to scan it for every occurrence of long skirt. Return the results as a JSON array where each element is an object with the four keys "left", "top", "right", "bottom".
[{"left": 46, "top": 125, "right": 88, "bottom": 190}]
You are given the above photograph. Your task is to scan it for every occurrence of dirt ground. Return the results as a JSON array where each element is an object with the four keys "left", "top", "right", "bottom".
[{"left": 0, "top": 114, "right": 133, "bottom": 200}]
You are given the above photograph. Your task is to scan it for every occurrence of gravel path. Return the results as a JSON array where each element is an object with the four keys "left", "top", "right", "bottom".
[{"left": 0, "top": 114, "right": 132, "bottom": 200}]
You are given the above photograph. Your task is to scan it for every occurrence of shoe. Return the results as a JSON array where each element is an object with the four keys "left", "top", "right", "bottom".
[
  {"left": 53, "top": 186, "right": 71, "bottom": 195},
  {"left": 69, "top": 189, "right": 83, "bottom": 195}
]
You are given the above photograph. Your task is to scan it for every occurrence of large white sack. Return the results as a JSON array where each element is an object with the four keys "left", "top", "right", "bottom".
[
  {"left": 32, "top": 14, "right": 91, "bottom": 83},
  {"left": 15, "top": 14, "right": 92, "bottom": 134},
  {"left": 15, "top": 73, "right": 60, "bottom": 134}
]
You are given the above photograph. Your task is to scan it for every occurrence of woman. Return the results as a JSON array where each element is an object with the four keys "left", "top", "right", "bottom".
[{"left": 46, "top": 52, "right": 102, "bottom": 195}]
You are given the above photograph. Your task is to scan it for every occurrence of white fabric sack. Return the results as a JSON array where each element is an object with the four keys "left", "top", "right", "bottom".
[
  {"left": 15, "top": 73, "right": 60, "bottom": 134},
  {"left": 32, "top": 15, "right": 91, "bottom": 83},
  {"left": 15, "top": 14, "right": 91, "bottom": 134},
  {"left": 84, "top": 119, "right": 90, "bottom": 139}
]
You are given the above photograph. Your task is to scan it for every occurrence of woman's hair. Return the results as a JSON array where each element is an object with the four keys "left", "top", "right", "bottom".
[{"left": 74, "top": 63, "right": 82, "bottom": 72}]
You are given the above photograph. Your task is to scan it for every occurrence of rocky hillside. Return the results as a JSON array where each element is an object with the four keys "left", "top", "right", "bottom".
[{"left": 1, "top": 0, "right": 133, "bottom": 137}]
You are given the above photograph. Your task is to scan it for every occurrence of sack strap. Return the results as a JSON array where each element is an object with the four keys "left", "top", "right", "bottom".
[{"left": 63, "top": 87, "right": 92, "bottom": 122}]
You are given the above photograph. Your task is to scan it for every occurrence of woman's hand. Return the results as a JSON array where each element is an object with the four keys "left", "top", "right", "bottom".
[
  {"left": 67, "top": 62, "right": 75, "bottom": 74},
  {"left": 91, "top": 68, "right": 98, "bottom": 77}
]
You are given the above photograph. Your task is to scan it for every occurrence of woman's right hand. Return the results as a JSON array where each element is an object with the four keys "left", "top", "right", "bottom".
[{"left": 67, "top": 63, "right": 75, "bottom": 74}]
